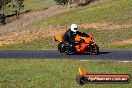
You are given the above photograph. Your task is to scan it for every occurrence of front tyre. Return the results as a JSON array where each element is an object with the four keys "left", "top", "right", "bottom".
[{"left": 91, "top": 44, "right": 99, "bottom": 55}]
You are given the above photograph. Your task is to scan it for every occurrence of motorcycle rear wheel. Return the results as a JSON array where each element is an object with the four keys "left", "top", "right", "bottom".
[
  {"left": 64, "top": 46, "right": 75, "bottom": 55},
  {"left": 58, "top": 42, "right": 65, "bottom": 54},
  {"left": 58, "top": 42, "right": 75, "bottom": 55}
]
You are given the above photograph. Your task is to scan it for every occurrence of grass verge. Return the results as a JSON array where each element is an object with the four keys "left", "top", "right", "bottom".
[
  {"left": 24, "top": 0, "right": 55, "bottom": 11},
  {"left": 103, "top": 44, "right": 132, "bottom": 50},
  {"left": 30, "top": 0, "right": 132, "bottom": 27},
  {"left": 0, "top": 36, "right": 56, "bottom": 50},
  {"left": 0, "top": 28, "right": 131, "bottom": 50},
  {"left": 0, "top": 59, "right": 131, "bottom": 88}
]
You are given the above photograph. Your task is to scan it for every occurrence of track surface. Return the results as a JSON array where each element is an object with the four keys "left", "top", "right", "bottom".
[{"left": 0, "top": 50, "right": 132, "bottom": 61}]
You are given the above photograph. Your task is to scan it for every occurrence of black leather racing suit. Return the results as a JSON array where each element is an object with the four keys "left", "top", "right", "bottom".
[{"left": 62, "top": 29, "right": 89, "bottom": 46}]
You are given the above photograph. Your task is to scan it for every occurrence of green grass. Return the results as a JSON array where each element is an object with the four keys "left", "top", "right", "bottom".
[
  {"left": 30, "top": 0, "right": 132, "bottom": 27},
  {"left": 24, "top": 0, "right": 55, "bottom": 11},
  {"left": 0, "top": 36, "right": 56, "bottom": 50},
  {"left": 4, "top": 0, "right": 55, "bottom": 15},
  {"left": 83, "top": 28, "right": 132, "bottom": 45},
  {"left": 103, "top": 44, "right": 132, "bottom": 50},
  {"left": 0, "top": 59, "right": 131, "bottom": 88},
  {"left": 0, "top": 28, "right": 132, "bottom": 50},
  {"left": 82, "top": 28, "right": 132, "bottom": 49}
]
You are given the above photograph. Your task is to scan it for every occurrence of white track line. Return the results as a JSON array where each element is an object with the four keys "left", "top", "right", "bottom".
[
  {"left": 117, "top": 61, "right": 132, "bottom": 63},
  {"left": 80, "top": 60, "right": 132, "bottom": 62}
]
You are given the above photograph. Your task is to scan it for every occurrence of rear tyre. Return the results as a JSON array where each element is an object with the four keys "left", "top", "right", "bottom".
[
  {"left": 58, "top": 43, "right": 75, "bottom": 55},
  {"left": 58, "top": 42, "right": 65, "bottom": 54},
  {"left": 64, "top": 45, "right": 75, "bottom": 55}
]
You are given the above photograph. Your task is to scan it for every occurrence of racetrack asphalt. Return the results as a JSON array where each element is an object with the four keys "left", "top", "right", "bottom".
[{"left": 0, "top": 50, "right": 132, "bottom": 61}]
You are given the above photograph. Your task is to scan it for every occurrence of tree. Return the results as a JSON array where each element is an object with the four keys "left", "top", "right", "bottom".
[
  {"left": 0, "top": 0, "right": 24, "bottom": 24},
  {"left": 13, "top": 0, "right": 24, "bottom": 18},
  {"left": 0, "top": 0, "right": 10, "bottom": 24}
]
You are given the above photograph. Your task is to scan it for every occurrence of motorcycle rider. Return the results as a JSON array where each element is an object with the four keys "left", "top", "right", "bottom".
[{"left": 62, "top": 24, "right": 89, "bottom": 47}]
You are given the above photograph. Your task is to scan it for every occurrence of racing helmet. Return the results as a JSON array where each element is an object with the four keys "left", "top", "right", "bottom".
[{"left": 71, "top": 24, "right": 77, "bottom": 33}]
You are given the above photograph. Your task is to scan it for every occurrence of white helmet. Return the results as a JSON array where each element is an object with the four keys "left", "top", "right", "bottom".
[{"left": 71, "top": 24, "right": 77, "bottom": 33}]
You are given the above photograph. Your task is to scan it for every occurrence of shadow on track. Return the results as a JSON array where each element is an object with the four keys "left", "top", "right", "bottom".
[
  {"left": 99, "top": 52, "right": 111, "bottom": 55},
  {"left": 72, "top": 52, "right": 111, "bottom": 55}
]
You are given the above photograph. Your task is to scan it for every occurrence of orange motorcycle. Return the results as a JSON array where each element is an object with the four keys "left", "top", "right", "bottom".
[{"left": 54, "top": 33, "right": 99, "bottom": 55}]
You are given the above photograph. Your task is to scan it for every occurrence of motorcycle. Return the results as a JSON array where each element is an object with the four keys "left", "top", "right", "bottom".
[{"left": 54, "top": 32, "right": 99, "bottom": 55}]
